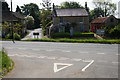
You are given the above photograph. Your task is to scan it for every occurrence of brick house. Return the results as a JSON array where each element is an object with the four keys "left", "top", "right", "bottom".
[
  {"left": 52, "top": 8, "right": 89, "bottom": 33},
  {"left": 90, "top": 15, "right": 118, "bottom": 32}
]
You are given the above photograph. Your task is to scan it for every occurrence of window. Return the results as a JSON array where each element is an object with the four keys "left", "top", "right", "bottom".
[
  {"left": 80, "top": 17, "right": 84, "bottom": 23},
  {"left": 60, "top": 17, "right": 63, "bottom": 23},
  {"left": 80, "top": 26, "right": 84, "bottom": 32}
]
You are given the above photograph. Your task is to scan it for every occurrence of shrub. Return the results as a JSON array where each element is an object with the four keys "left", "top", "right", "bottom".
[
  {"left": 52, "top": 32, "right": 94, "bottom": 38},
  {"left": 6, "top": 33, "right": 21, "bottom": 40},
  {"left": 14, "top": 33, "right": 21, "bottom": 40},
  {"left": 52, "top": 32, "right": 70, "bottom": 38}
]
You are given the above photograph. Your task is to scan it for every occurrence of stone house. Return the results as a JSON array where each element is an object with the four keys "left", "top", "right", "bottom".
[
  {"left": 90, "top": 15, "right": 118, "bottom": 32},
  {"left": 52, "top": 8, "right": 89, "bottom": 33}
]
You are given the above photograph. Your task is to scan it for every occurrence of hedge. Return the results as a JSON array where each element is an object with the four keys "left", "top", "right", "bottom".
[{"left": 51, "top": 32, "right": 94, "bottom": 38}]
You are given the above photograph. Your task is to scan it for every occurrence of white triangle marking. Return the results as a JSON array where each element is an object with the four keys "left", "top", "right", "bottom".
[{"left": 54, "top": 63, "right": 73, "bottom": 73}]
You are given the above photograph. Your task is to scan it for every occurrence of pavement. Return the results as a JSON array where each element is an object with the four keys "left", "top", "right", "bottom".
[
  {"left": 1, "top": 41, "right": 119, "bottom": 78},
  {"left": 21, "top": 28, "right": 43, "bottom": 40}
]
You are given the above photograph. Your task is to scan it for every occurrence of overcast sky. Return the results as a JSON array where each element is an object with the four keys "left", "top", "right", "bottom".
[{"left": 5, "top": 0, "right": 120, "bottom": 17}]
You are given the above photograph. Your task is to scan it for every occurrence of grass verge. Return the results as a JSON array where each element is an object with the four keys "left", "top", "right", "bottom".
[
  {"left": 22, "top": 39, "right": 120, "bottom": 44},
  {"left": 0, "top": 50, "right": 14, "bottom": 78}
]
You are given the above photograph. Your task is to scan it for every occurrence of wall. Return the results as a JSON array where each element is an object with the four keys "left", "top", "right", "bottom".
[{"left": 53, "top": 16, "right": 89, "bottom": 32}]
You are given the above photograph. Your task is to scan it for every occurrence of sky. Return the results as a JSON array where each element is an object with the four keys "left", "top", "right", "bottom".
[{"left": 4, "top": 0, "right": 120, "bottom": 17}]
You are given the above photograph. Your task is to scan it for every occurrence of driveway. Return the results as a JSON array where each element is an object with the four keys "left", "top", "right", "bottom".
[{"left": 22, "top": 28, "right": 43, "bottom": 40}]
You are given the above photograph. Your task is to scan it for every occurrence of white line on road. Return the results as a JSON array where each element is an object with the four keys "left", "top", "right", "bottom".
[
  {"left": 32, "top": 49, "right": 40, "bottom": 51},
  {"left": 58, "top": 57, "right": 70, "bottom": 60},
  {"left": 79, "top": 51, "right": 89, "bottom": 53},
  {"left": 18, "top": 48, "right": 27, "bottom": 50},
  {"left": 112, "top": 62, "right": 119, "bottom": 64},
  {"left": 82, "top": 60, "right": 94, "bottom": 72},
  {"left": 46, "top": 50, "right": 55, "bottom": 52},
  {"left": 54, "top": 63, "right": 73, "bottom": 73},
  {"left": 97, "top": 53, "right": 105, "bottom": 55},
  {"left": 71, "top": 58, "right": 82, "bottom": 61},
  {"left": 116, "top": 54, "right": 120, "bottom": 56},
  {"left": 46, "top": 56, "right": 57, "bottom": 60},
  {"left": 62, "top": 50, "right": 71, "bottom": 53}
]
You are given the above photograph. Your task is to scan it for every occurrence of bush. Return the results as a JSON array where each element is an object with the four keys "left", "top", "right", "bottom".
[
  {"left": 52, "top": 32, "right": 70, "bottom": 38},
  {"left": 6, "top": 33, "right": 21, "bottom": 40},
  {"left": 14, "top": 33, "right": 21, "bottom": 40},
  {"left": 109, "top": 26, "right": 120, "bottom": 38},
  {"left": 52, "top": 32, "right": 94, "bottom": 38}
]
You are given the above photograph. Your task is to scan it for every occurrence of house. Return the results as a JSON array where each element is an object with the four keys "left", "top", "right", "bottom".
[
  {"left": 51, "top": 8, "right": 89, "bottom": 33},
  {"left": 2, "top": 11, "right": 25, "bottom": 23},
  {"left": 90, "top": 15, "right": 118, "bottom": 32}
]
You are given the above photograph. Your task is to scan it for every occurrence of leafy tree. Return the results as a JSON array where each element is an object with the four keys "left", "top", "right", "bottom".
[
  {"left": 40, "top": 0, "right": 51, "bottom": 10},
  {"left": 21, "top": 3, "right": 41, "bottom": 28},
  {"left": 109, "top": 24, "right": 120, "bottom": 39},
  {"left": 41, "top": 9, "right": 52, "bottom": 35},
  {"left": 25, "top": 16, "right": 34, "bottom": 29},
  {"left": 60, "top": 1, "right": 84, "bottom": 9},
  {"left": 92, "top": 0, "right": 116, "bottom": 17},
  {"left": 2, "top": 2, "right": 10, "bottom": 11},
  {"left": 16, "top": 5, "right": 22, "bottom": 13},
  {"left": 90, "top": 8, "right": 104, "bottom": 21}
]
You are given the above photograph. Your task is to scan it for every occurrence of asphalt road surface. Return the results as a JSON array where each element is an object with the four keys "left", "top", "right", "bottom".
[
  {"left": 1, "top": 41, "right": 119, "bottom": 78},
  {"left": 21, "top": 28, "right": 43, "bottom": 40}
]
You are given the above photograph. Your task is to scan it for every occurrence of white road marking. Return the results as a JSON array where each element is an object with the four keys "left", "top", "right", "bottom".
[
  {"left": 116, "top": 54, "right": 120, "bottom": 56},
  {"left": 18, "top": 48, "right": 27, "bottom": 50},
  {"left": 112, "top": 62, "right": 119, "bottom": 64},
  {"left": 32, "top": 49, "right": 40, "bottom": 51},
  {"left": 8, "top": 54, "right": 15, "bottom": 56},
  {"left": 62, "top": 50, "right": 71, "bottom": 53},
  {"left": 82, "top": 60, "right": 94, "bottom": 72},
  {"left": 46, "top": 50, "right": 55, "bottom": 52},
  {"left": 97, "top": 53, "right": 105, "bottom": 55},
  {"left": 46, "top": 56, "right": 57, "bottom": 60},
  {"left": 58, "top": 57, "right": 70, "bottom": 60},
  {"left": 71, "top": 58, "right": 82, "bottom": 61},
  {"left": 38, "top": 56, "right": 46, "bottom": 58},
  {"left": 79, "top": 51, "right": 88, "bottom": 53},
  {"left": 54, "top": 63, "right": 73, "bottom": 73}
]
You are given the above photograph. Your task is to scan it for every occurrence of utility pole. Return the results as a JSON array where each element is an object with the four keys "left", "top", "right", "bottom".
[{"left": 11, "top": 0, "right": 15, "bottom": 43}]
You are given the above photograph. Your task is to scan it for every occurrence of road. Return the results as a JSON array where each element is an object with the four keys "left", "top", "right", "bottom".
[
  {"left": 1, "top": 41, "right": 119, "bottom": 78},
  {"left": 21, "top": 28, "right": 43, "bottom": 40}
]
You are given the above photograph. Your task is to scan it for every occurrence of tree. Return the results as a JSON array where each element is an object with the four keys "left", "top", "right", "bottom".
[
  {"left": 60, "top": 1, "right": 84, "bottom": 9},
  {"left": 93, "top": 0, "right": 116, "bottom": 17},
  {"left": 21, "top": 3, "right": 41, "bottom": 28},
  {"left": 16, "top": 5, "right": 22, "bottom": 13},
  {"left": 2, "top": 2, "right": 10, "bottom": 11},
  {"left": 25, "top": 16, "right": 34, "bottom": 29},
  {"left": 40, "top": 0, "right": 51, "bottom": 10},
  {"left": 41, "top": 9, "right": 52, "bottom": 35},
  {"left": 90, "top": 8, "right": 104, "bottom": 21}
]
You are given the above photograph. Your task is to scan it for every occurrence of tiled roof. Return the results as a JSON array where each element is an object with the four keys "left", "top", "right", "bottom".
[
  {"left": 13, "top": 12, "right": 25, "bottom": 20},
  {"left": 91, "top": 17, "right": 109, "bottom": 24},
  {"left": 54, "top": 8, "right": 88, "bottom": 17},
  {"left": 2, "top": 11, "right": 18, "bottom": 22}
]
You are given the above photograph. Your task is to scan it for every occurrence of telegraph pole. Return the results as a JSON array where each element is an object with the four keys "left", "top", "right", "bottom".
[{"left": 11, "top": 0, "right": 15, "bottom": 43}]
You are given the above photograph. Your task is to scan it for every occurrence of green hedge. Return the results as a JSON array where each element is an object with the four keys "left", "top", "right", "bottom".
[
  {"left": 52, "top": 32, "right": 94, "bottom": 38},
  {"left": 22, "top": 39, "right": 120, "bottom": 44}
]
